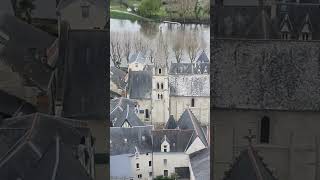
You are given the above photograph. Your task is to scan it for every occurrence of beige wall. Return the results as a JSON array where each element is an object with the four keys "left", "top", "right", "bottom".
[
  {"left": 213, "top": 109, "right": 320, "bottom": 180},
  {"left": 59, "top": 2, "right": 106, "bottom": 30},
  {"left": 135, "top": 99, "right": 152, "bottom": 123},
  {"left": 170, "top": 96, "right": 210, "bottom": 125}
]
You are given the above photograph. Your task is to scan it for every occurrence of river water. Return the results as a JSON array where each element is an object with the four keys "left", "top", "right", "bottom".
[{"left": 110, "top": 18, "right": 210, "bottom": 65}]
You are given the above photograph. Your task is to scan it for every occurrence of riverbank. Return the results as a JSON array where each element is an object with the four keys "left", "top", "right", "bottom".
[{"left": 110, "top": 10, "right": 153, "bottom": 22}]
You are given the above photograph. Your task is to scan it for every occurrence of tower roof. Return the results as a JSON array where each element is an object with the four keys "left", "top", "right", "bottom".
[{"left": 165, "top": 115, "right": 177, "bottom": 129}]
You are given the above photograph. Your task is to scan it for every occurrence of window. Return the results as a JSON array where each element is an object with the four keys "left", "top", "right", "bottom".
[
  {"left": 145, "top": 109, "right": 149, "bottom": 118},
  {"left": 260, "top": 116, "right": 270, "bottom": 144},
  {"left": 139, "top": 110, "right": 144, "bottom": 114},
  {"left": 164, "top": 170, "right": 168, "bottom": 177},
  {"left": 281, "top": 33, "right": 289, "bottom": 40},
  {"left": 191, "top": 98, "right": 195, "bottom": 107},
  {"left": 160, "top": 94, "right": 163, "bottom": 99},
  {"left": 149, "top": 172, "right": 152, "bottom": 176},
  {"left": 136, "top": 163, "right": 140, "bottom": 169},
  {"left": 157, "top": 83, "right": 160, "bottom": 89},
  {"left": 138, "top": 174, "right": 142, "bottom": 178},
  {"left": 163, "top": 145, "right": 167, "bottom": 152},
  {"left": 159, "top": 68, "right": 162, "bottom": 74},
  {"left": 163, "top": 159, "right": 167, "bottom": 165},
  {"left": 161, "top": 83, "right": 164, "bottom": 89},
  {"left": 81, "top": 6, "right": 90, "bottom": 18},
  {"left": 149, "top": 161, "right": 152, "bottom": 166},
  {"left": 158, "top": 94, "right": 160, "bottom": 99}
]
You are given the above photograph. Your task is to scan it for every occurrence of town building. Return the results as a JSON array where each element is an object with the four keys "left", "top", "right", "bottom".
[
  {"left": 57, "top": 0, "right": 107, "bottom": 30},
  {"left": 212, "top": 39, "right": 320, "bottom": 180}
]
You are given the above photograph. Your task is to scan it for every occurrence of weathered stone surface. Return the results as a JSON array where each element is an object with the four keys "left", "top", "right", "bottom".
[{"left": 211, "top": 40, "right": 320, "bottom": 111}]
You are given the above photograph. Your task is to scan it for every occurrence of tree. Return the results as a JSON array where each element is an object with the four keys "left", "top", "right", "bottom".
[
  {"left": 138, "top": 0, "right": 161, "bottom": 17},
  {"left": 185, "top": 32, "right": 200, "bottom": 63},
  {"left": 133, "top": 34, "right": 146, "bottom": 53},
  {"left": 123, "top": 32, "right": 133, "bottom": 63},
  {"left": 172, "top": 33, "right": 184, "bottom": 63},
  {"left": 110, "top": 33, "right": 123, "bottom": 68},
  {"left": 17, "top": 0, "right": 35, "bottom": 24}
]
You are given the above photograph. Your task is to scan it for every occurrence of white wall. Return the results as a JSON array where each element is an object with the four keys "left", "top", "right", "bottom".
[
  {"left": 130, "top": 153, "right": 153, "bottom": 180},
  {"left": 129, "top": 63, "right": 145, "bottom": 72},
  {"left": 170, "top": 96, "right": 210, "bottom": 125},
  {"left": 111, "top": 154, "right": 134, "bottom": 179}
]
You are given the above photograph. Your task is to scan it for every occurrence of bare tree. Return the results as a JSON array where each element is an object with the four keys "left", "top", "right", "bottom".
[
  {"left": 110, "top": 32, "right": 123, "bottom": 68},
  {"left": 172, "top": 33, "right": 184, "bottom": 63},
  {"left": 133, "top": 34, "right": 146, "bottom": 53},
  {"left": 185, "top": 32, "right": 200, "bottom": 63},
  {"left": 123, "top": 32, "right": 132, "bottom": 63}
]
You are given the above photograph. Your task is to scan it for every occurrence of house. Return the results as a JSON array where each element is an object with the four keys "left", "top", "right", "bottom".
[
  {"left": 127, "top": 70, "right": 153, "bottom": 123},
  {"left": 0, "top": 113, "right": 94, "bottom": 180},
  {"left": 128, "top": 51, "right": 148, "bottom": 71},
  {"left": 213, "top": 1, "right": 320, "bottom": 40},
  {"left": 110, "top": 97, "right": 145, "bottom": 128},
  {"left": 110, "top": 66, "right": 127, "bottom": 97},
  {"left": 0, "top": 13, "right": 55, "bottom": 109},
  {"left": 110, "top": 126, "right": 153, "bottom": 180},
  {"left": 48, "top": 29, "right": 108, "bottom": 180},
  {"left": 169, "top": 71, "right": 210, "bottom": 125},
  {"left": 212, "top": 39, "right": 320, "bottom": 180},
  {"left": 57, "top": 0, "right": 107, "bottom": 30}
]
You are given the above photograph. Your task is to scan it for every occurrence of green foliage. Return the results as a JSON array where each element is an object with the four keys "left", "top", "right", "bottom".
[{"left": 138, "top": 0, "right": 161, "bottom": 17}]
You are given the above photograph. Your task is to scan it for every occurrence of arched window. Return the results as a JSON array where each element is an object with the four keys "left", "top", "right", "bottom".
[
  {"left": 145, "top": 109, "right": 149, "bottom": 118},
  {"left": 161, "top": 83, "right": 164, "bottom": 89},
  {"left": 191, "top": 98, "right": 195, "bottom": 107},
  {"left": 157, "top": 83, "right": 160, "bottom": 89},
  {"left": 158, "top": 94, "right": 160, "bottom": 99},
  {"left": 160, "top": 94, "right": 163, "bottom": 99},
  {"left": 260, "top": 116, "right": 270, "bottom": 144},
  {"left": 159, "top": 68, "right": 162, "bottom": 74}
]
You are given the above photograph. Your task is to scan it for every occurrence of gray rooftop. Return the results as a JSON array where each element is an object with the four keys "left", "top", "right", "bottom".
[
  {"left": 0, "top": 113, "right": 91, "bottom": 180},
  {"left": 223, "top": 147, "right": 277, "bottom": 180},
  {"left": 169, "top": 63, "right": 209, "bottom": 74},
  {"left": 169, "top": 74, "right": 210, "bottom": 97},
  {"left": 189, "top": 148, "right": 210, "bottom": 180},
  {"left": 129, "top": 51, "right": 147, "bottom": 64},
  {"left": 0, "top": 0, "right": 14, "bottom": 15},
  {"left": 110, "top": 126, "right": 153, "bottom": 156},
  {"left": 127, "top": 70, "right": 152, "bottom": 99},
  {"left": 177, "top": 109, "right": 208, "bottom": 147},
  {"left": 196, "top": 51, "right": 209, "bottom": 63},
  {"left": 152, "top": 129, "right": 194, "bottom": 153},
  {"left": 61, "top": 30, "right": 108, "bottom": 120},
  {"left": 212, "top": 39, "right": 320, "bottom": 111},
  {"left": 0, "top": 13, "right": 55, "bottom": 90},
  {"left": 165, "top": 115, "right": 177, "bottom": 129},
  {"left": 110, "top": 98, "right": 144, "bottom": 127},
  {"left": 110, "top": 66, "right": 127, "bottom": 90}
]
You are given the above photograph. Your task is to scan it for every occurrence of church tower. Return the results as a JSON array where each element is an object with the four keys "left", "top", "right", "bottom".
[{"left": 151, "top": 63, "right": 169, "bottom": 127}]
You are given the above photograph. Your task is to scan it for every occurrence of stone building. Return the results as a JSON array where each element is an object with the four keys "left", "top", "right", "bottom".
[{"left": 212, "top": 39, "right": 320, "bottom": 180}]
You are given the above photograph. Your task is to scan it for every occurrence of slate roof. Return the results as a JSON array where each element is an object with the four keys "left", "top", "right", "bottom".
[
  {"left": 169, "top": 74, "right": 210, "bottom": 97},
  {"left": 169, "top": 63, "right": 209, "bottom": 74},
  {"left": 177, "top": 109, "right": 208, "bottom": 147},
  {"left": 152, "top": 129, "right": 194, "bottom": 152},
  {"left": 213, "top": 4, "right": 320, "bottom": 40},
  {"left": 110, "top": 66, "right": 127, "bottom": 90},
  {"left": 0, "top": 0, "right": 14, "bottom": 15},
  {"left": 0, "top": 13, "right": 55, "bottom": 90},
  {"left": 61, "top": 30, "right": 108, "bottom": 120},
  {"left": 196, "top": 51, "right": 209, "bottom": 63},
  {"left": 110, "top": 126, "right": 153, "bottom": 156},
  {"left": 32, "top": 0, "right": 57, "bottom": 19},
  {"left": 223, "top": 146, "right": 276, "bottom": 180},
  {"left": 129, "top": 51, "right": 147, "bottom": 64},
  {"left": 0, "top": 113, "right": 91, "bottom": 180},
  {"left": 110, "top": 98, "right": 144, "bottom": 127},
  {"left": 127, "top": 70, "right": 152, "bottom": 99},
  {"left": 212, "top": 39, "right": 320, "bottom": 111},
  {"left": 0, "top": 90, "right": 36, "bottom": 117},
  {"left": 189, "top": 148, "right": 210, "bottom": 180},
  {"left": 165, "top": 115, "right": 177, "bottom": 129}
]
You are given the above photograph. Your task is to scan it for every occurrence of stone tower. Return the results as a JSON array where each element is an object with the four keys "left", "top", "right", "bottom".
[{"left": 151, "top": 63, "right": 169, "bottom": 126}]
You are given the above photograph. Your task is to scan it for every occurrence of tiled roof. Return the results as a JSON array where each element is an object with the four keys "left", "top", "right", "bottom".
[
  {"left": 212, "top": 39, "right": 320, "bottom": 111},
  {"left": 169, "top": 74, "right": 210, "bottom": 97},
  {"left": 127, "top": 70, "right": 152, "bottom": 99},
  {"left": 110, "top": 126, "right": 153, "bottom": 155}
]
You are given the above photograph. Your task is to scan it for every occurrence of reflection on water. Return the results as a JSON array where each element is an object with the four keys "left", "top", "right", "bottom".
[
  {"left": 110, "top": 18, "right": 210, "bottom": 43},
  {"left": 110, "top": 18, "right": 210, "bottom": 64}
]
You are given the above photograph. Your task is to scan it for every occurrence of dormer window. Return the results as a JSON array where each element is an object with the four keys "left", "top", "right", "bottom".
[
  {"left": 161, "top": 135, "right": 170, "bottom": 152},
  {"left": 124, "top": 138, "right": 128, "bottom": 143},
  {"left": 163, "top": 145, "right": 167, "bottom": 152},
  {"left": 81, "top": 5, "right": 90, "bottom": 18},
  {"left": 300, "top": 14, "right": 312, "bottom": 41}
]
